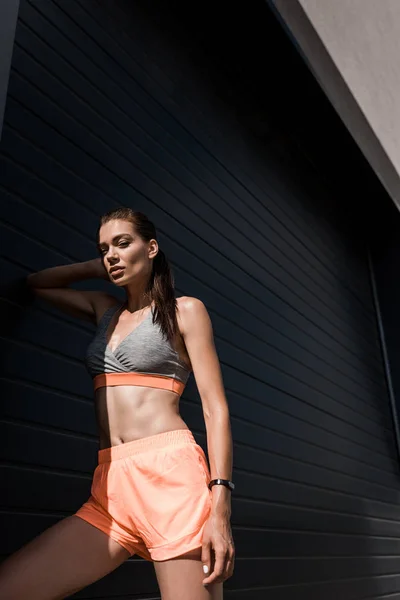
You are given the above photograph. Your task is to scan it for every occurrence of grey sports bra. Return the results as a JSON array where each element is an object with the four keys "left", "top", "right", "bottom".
[{"left": 85, "top": 303, "right": 191, "bottom": 393}]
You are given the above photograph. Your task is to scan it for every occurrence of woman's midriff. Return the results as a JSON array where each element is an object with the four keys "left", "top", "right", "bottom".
[{"left": 94, "top": 385, "right": 189, "bottom": 449}]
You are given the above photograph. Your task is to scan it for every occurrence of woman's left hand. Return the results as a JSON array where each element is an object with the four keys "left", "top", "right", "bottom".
[{"left": 201, "top": 513, "right": 235, "bottom": 586}]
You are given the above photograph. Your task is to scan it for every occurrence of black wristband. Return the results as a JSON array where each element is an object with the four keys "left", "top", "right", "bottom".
[{"left": 208, "top": 478, "right": 235, "bottom": 492}]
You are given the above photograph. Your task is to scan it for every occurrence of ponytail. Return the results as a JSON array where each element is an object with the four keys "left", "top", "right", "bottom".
[{"left": 147, "top": 249, "right": 178, "bottom": 340}]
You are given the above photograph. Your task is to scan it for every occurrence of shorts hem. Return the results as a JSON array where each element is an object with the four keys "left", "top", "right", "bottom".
[
  {"left": 74, "top": 511, "right": 138, "bottom": 558},
  {"left": 149, "top": 522, "right": 206, "bottom": 561}
]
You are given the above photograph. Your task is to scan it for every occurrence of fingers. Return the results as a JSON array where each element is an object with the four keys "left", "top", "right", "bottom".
[
  {"left": 201, "top": 541, "right": 211, "bottom": 582},
  {"left": 224, "top": 546, "right": 235, "bottom": 580},
  {"left": 202, "top": 547, "right": 228, "bottom": 586}
]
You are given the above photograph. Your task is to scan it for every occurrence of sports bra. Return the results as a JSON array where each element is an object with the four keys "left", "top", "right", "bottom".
[{"left": 85, "top": 303, "right": 191, "bottom": 396}]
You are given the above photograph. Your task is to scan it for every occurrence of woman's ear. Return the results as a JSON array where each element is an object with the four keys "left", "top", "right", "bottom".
[{"left": 148, "top": 238, "right": 159, "bottom": 260}]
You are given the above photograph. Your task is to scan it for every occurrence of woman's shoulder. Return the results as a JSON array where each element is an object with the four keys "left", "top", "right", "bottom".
[
  {"left": 176, "top": 296, "right": 207, "bottom": 314},
  {"left": 94, "top": 295, "right": 121, "bottom": 325},
  {"left": 176, "top": 297, "right": 210, "bottom": 332}
]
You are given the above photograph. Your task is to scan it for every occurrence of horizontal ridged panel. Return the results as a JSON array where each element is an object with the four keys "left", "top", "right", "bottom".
[{"left": 0, "top": 0, "right": 398, "bottom": 598}]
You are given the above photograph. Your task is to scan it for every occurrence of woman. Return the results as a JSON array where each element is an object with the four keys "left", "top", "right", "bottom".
[{"left": 0, "top": 208, "right": 235, "bottom": 599}]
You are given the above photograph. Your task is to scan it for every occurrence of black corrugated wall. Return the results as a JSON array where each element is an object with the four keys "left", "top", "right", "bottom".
[{"left": 1, "top": 0, "right": 400, "bottom": 598}]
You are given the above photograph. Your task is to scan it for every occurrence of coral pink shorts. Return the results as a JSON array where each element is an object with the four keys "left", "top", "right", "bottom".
[{"left": 74, "top": 429, "right": 212, "bottom": 561}]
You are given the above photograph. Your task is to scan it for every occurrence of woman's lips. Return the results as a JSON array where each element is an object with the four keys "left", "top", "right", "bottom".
[{"left": 110, "top": 268, "right": 125, "bottom": 278}]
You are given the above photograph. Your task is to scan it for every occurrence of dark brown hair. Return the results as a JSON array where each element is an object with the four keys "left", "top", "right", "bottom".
[{"left": 98, "top": 207, "right": 178, "bottom": 340}]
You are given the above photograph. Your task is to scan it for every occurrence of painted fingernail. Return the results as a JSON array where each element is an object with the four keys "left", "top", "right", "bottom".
[{"left": 203, "top": 565, "right": 209, "bottom": 574}]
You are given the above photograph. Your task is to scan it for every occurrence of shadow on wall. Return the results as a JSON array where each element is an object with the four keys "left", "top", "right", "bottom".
[
  {"left": 0, "top": 276, "right": 35, "bottom": 369},
  {"left": 227, "top": 481, "right": 387, "bottom": 598},
  {"left": 369, "top": 193, "right": 400, "bottom": 464}
]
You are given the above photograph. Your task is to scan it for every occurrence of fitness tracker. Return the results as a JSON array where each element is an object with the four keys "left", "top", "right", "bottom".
[{"left": 208, "top": 478, "right": 235, "bottom": 492}]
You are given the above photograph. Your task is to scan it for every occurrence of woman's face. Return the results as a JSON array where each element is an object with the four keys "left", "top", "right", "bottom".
[{"left": 98, "top": 219, "right": 158, "bottom": 287}]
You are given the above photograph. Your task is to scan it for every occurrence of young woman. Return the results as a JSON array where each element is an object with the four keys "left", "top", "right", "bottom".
[{"left": 0, "top": 208, "right": 235, "bottom": 600}]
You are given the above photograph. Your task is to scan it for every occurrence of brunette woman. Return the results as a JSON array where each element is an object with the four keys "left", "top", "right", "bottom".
[{"left": 0, "top": 208, "right": 235, "bottom": 600}]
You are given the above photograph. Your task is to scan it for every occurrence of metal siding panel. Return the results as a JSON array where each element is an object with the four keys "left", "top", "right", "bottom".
[{"left": 0, "top": 0, "right": 399, "bottom": 598}]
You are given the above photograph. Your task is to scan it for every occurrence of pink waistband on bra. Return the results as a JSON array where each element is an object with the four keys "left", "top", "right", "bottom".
[{"left": 93, "top": 372, "right": 185, "bottom": 396}]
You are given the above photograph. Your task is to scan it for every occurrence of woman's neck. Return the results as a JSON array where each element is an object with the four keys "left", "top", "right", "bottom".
[{"left": 123, "top": 286, "right": 152, "bottom": 313}]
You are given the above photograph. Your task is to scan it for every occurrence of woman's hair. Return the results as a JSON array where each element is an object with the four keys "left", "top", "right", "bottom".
[{"left": 98, "top": 207, "right": 178, "bottom": 340}]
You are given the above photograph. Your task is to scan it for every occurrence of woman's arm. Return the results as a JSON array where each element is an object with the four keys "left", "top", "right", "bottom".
[
  {"left": 177, "top": 296, "right": 235, "bottom": 586},
  {"left": 27, "top": 258, "right": 117, "bottom": 324}
]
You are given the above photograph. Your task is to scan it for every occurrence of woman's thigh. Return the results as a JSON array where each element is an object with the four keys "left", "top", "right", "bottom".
[
  {"left": 0, "top": 515, "right": 130, "bottom": 600},
  {"left": 153, "top": 548, "right": 223, "bottom": 600}
]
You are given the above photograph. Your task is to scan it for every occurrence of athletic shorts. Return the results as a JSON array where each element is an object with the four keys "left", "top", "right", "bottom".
[{"left": 74, "top": 428, "right": 212, "bottom": 561}]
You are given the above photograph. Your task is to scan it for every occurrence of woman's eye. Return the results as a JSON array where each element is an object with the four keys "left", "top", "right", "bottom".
[{"left": 119, "top": 242, "right": 129, "bottom": 248}]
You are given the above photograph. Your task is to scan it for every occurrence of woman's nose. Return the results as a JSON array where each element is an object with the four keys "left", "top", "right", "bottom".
[{"left": 106, "top": 248, "right": 119, "bottom": 261}]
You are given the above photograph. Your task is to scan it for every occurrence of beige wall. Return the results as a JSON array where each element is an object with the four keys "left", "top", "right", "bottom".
[{"left": 271, "top": 0, "right": 400, "bottom": 210}]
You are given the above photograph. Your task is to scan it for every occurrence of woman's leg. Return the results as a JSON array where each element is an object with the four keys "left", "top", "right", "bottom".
[
  {"left": 0, "top": 515, "right": 130, "bottom": 600},
  {"left": 153, "top": 548, "right": 223, "bottom": 600}
]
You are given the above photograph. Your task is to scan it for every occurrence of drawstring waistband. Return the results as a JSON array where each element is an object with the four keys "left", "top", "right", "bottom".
[{"left": 98, "top": 428, "right": 196, "bottom": 463}]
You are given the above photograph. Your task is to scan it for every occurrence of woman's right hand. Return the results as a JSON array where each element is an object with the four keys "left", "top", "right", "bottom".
[{"left": 87, "top": 258, "right": 110, "bottom": 281}]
